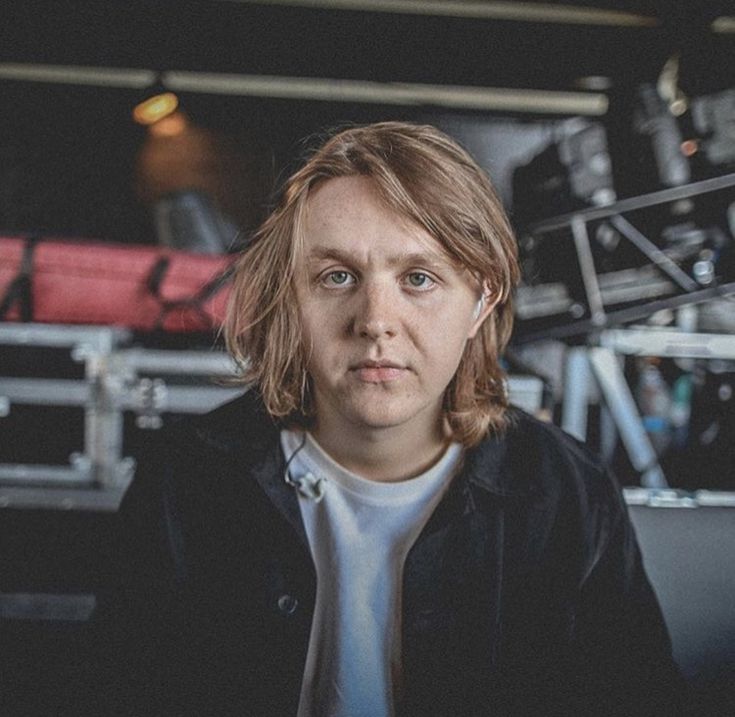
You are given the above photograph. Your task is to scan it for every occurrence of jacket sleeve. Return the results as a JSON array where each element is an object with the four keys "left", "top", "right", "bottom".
[
  {"left": 90, "top": 427, "right": 189, "bottom": 714},
  {"left": 568, "top": 466, "right": 686, "bottom": 715}
]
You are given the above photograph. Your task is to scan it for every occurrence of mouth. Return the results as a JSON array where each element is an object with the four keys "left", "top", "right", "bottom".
[{"left": 350, "top": 360, "right": 407, "bottom": 383}]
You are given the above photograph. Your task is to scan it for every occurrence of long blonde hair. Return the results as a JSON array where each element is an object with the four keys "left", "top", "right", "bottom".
[{"left": 224, "top": 122, "right": 520, "bottom": 446}]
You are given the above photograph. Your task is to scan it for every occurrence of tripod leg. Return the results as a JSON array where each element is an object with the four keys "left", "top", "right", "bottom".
[
  {"left": 588, "top": 347, "right": 667, "bottom": 488},
  {"left": 562, "top": 347, "right": 592, "bottom": 441}
]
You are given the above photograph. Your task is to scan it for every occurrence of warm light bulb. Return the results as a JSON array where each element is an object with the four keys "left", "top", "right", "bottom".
[{"left": 133, "top": 91, "right": 179, "bottom": 125}]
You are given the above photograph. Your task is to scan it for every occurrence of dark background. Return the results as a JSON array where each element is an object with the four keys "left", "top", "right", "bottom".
[{"left": 2, "top": 0, "right": 733, "bottom": 241}]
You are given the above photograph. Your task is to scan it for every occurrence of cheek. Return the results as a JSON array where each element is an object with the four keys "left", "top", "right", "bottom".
[
  {"left": 299, "top": 298, "right": 332, "bottom": 338},
  {"left": 301, "top": 294, "right": 344, "bottom": 326},
  {"left": 299, "top": 306, "right": 346, "bottom": 372},
  {"left": 417, "top": 308, "right": 473, "bottom": 346},
  {"left": 414, "top": 320, "right": 471, "bottom": 373}
]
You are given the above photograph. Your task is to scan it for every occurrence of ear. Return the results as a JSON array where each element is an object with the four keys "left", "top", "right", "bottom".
[{"left": 467, "top": 286, "right": 499, "bottom": 339}]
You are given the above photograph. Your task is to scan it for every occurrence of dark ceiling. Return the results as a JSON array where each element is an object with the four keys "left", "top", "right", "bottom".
[
  {"left": 1, "top": 1, "right": 732, "bottom": 243},
  {"left": 4, "top": 0, "right": 734, "bottom": 95}
]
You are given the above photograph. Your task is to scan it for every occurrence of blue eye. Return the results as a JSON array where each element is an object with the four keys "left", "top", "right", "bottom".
[
  {"left": 324, "top": 271, "right": 354, "bottom": 286},
  {"left": 406, "top": 272, "right": 434, "bottom": 289}
]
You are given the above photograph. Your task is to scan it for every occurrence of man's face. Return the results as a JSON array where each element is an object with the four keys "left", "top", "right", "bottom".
[{"left": 295, "top": 175, "right": 489, "bottom": 438}]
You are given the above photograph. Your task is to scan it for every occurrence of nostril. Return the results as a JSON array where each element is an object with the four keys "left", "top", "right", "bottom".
[{"left": 358, "top": 319, "right": 395, "bottom": 339}]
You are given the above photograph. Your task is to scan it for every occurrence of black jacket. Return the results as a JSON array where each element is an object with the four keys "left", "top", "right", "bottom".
[{"left": 99, "top": 391, "right": 682, "bottom": 716}]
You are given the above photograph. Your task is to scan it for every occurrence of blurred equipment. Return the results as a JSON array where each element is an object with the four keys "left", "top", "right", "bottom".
[
  {"left": 672, "top": 367, "right": 735, "bottom": 490},
  {"left": 634, "top": 83, "right": 691, "bottom": 187},
  {"left": 510, "top": 80, "right": 735, "bottom": 489},
  {"left": 153, "top": 190, "right": 239, "bottom": 254},
  {"left": 635, "top": 357, "right": 672, "bottom": 456},
  {"left": 562, "top": 327, "right": 735, "bottom": 488},
  {"left": 513, "top": 171, "right": 735, "bottom": 343},
  {"left": 512, "top": 118, "right": 616, "bottom": 225},
  {"left": 691, "top": 88, "right": 735, "bottom": 168}
]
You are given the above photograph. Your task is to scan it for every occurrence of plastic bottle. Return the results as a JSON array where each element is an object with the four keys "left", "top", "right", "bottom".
[
  {"left": 670, "top": 373, "right": 693, "bottom": 451},
  {"left": 635, "top": 358, "right": 672, "bottom": 456}
]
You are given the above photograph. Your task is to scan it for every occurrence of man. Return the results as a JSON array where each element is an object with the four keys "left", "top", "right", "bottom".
[{"left": 107, "top": 122, "right": 681, "bottom": 716}]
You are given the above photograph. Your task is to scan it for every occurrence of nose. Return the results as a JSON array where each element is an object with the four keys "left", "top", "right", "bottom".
[{"left": 353, "top": 283, "right": 398, "bottom": 340}]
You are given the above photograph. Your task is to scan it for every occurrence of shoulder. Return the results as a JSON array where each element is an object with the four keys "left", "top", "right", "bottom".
[
  {"left": 162, "top": 389, "right": 280, "bottom": 462},
  {"left": 469, "top": 408, "right": 624, "bottom": 515},
  {"left": 506, "top": 408, "right": 609, "bottom": 481},
  {"left": 124, "top": 390, "right": 281, "bottom": 511},
  {"left": 468, "top": 410, "right": 631, "bottom": 578}
]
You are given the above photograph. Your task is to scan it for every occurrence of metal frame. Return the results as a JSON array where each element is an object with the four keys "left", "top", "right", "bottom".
[
  {"left": 516, "top": 172, "right": 735, "bottom": 344},
  {"left": 0, "top": 324, "right": 242, "bottom": 511},
  {"left": 0, "top": 325, "right": 132, "bottom": 510},
  {"left": 528, "top": 173, "right": 735, "bottom": 235},
  {"left": 563, "top": 326, "right": 735, "bottom": 489}
]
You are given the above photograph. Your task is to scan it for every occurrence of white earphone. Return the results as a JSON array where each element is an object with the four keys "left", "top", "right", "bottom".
[{"left": 473, "top": 295, "right": 485, "bottom": 320}]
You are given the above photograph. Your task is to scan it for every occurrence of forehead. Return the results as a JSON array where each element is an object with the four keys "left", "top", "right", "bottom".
[{"left": 300, "top": 175, "right": 451, "bottom": 263}]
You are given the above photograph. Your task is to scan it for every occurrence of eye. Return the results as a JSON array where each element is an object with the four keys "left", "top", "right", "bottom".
[
  {"left": 405, "top": 272, "right": 435, "bottom": 290},
  {"left": 322, "top": 270, "right": 355, "bottom": 287}
]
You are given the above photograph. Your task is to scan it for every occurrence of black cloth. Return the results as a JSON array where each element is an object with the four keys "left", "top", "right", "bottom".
[{"left": 96, "top": 390, "right": 683, "bottom": 716}]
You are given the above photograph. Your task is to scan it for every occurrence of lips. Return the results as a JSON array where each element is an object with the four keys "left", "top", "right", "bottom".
[{"left": 351, "top": 360, "right": 407, "bottom": 383}]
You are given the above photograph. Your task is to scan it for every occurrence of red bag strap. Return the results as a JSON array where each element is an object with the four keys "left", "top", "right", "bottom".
[
  {"left": 144, "top": 254, "right": 236, "bottom": 332},
  {"left": 0, "top": 235, "right": 39, "bottom": 322}
]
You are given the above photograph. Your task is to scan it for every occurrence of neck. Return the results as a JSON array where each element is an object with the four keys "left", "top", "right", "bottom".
[{"left": 311, "top": 412, "right": 449, "bottom": 483}]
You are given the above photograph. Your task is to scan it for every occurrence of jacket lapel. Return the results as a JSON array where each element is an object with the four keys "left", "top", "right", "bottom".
[
  {"left": 249, "top": 439, "right": 311, "bottom": 549},
  {"left": 198, "top": 390, "right": 312, "bottom": 550}
]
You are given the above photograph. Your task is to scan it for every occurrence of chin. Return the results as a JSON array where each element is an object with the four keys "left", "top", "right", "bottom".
[
  {"left": 353, "top": 413, "right": 410, "bottom": 430},
  {"left": 342, "top": 398, "right": 428, "bottom": 431}
]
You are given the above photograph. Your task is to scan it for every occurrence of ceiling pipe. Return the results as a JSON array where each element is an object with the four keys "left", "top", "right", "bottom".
[
  {"left": 0, "top": 63, "right": 608, "bottom": 115},
  {"left": 219, "top": 0, "right": 658, "bottom": 27}
]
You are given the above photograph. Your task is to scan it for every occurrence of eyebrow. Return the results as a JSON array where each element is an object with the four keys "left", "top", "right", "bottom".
[{"left": 305, "top": 245, "right": 454, "bottom": 270}]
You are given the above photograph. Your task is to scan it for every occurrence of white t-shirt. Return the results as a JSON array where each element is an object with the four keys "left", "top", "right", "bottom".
[{"left": 280, "top": 430, "right": 462, "bottom": 717}]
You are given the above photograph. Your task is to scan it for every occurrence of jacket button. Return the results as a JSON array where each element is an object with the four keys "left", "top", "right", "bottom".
[{"left": 277, "top": 594, "right": 299, "bottom": 616}]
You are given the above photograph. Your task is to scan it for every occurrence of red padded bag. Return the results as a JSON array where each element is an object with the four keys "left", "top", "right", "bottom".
[{"left": 0, "top": 236, "right": 236, "bottom": 332}]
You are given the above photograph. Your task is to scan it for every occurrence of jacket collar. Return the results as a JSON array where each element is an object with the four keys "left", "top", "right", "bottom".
[
  {"left": 250, "top": 438, "right": 310, "bottom": 548},
  {"left": 204, "top": 393, "right": 533, "bottom": 534},
  {"left": 192, "top": 390, "right": 310, "bottom": 548}
]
